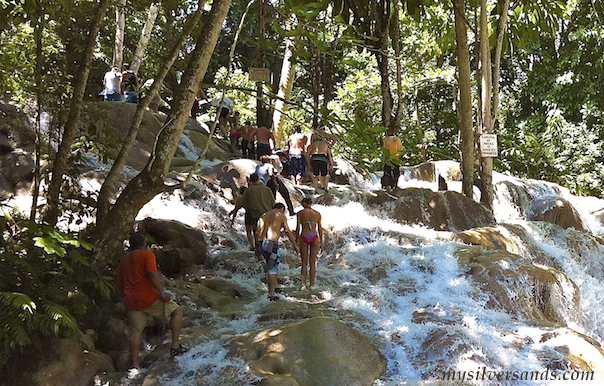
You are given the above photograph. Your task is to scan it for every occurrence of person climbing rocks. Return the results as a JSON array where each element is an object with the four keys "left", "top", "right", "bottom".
[
  {"left": 296, "top": 197, "right": 323, "bottom": 290},
  {"left": 121, "top": 63, "right": 139, "bottom": 103},
  {"left": 240, "top": 173, "right": 274, "bottom": 251},
  {"left": 306, "top": 132, "right": 334, "bottom": 191},
  {"left": 210, "top": 95, "right": 234, "bottom": 136},
  {"left": 288, "top": 126, "right": 308, "bottom": 185},
  {"left": 116, "top": 233, "right": 186, "bottom": 369},
  {"left": 257, "top": 203, "right": 299, "bottom": 300},
  {"left": 252, "top": 125, "right": 276, "bottom": 159},
  {"left": 381, "top": 127, "right": 403, "bottom": 189},
  {"left": 240, "top": 120, "right": 257, "bottom": 159}
]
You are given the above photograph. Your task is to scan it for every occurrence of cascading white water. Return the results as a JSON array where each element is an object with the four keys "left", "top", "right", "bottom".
[{"left": 124, "top": 160, "right": 604, "bottom": 385}]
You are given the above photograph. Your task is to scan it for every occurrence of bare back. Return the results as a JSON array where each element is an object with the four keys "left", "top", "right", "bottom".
[
  {"left": 296, "top": 208, "right": 321, "bottom": 236},
  {"left": 288, "top": 133, "right": 308, "bottom": 155},
  {"left": 241, "top": 124, "right": 256, "bottom": 140},
  {"left": 258, "top": 209, "right": 290, "bottom": 241},
  {"left": 254, "top": 127, "right": 275, "bottom": 145},
  {"left": 307, "top": 140, "right": 331, "bottom": 156}
]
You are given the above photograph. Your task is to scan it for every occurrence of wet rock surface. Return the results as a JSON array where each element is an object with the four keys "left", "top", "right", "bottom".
[{"left": 229, "top": 317, "right": 386, "bottom": 386}]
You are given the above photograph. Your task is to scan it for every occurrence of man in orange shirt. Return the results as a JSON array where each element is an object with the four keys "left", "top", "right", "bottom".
[
  {"left": 116, "top": 233, "right": 186, "bottom": 368},
  {"left": 381, "top": 127, "right": 404, "bottom": 189}
]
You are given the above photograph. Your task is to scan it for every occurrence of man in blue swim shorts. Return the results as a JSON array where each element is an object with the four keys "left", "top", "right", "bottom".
[{"left": 257, "top": 203, "right": 299, "bottom": 300}]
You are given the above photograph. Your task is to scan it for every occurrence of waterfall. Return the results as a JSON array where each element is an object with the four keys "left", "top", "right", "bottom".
[{"left": 114, "top": 161, "right": 604, "bottom": 385}]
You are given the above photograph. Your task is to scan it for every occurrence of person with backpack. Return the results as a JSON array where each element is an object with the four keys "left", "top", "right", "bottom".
[{"left": 121, "top": 63, "right": 139, "bottom": 103}]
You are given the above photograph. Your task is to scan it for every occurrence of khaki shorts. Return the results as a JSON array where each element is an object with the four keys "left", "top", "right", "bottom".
[{"left": 128, "top": 299, "right": 180, "bottom": 333}]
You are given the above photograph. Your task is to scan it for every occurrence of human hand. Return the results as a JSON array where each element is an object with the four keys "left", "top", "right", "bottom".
[{"left": 161, "top": 292, "right": 171, "bottom": 302}]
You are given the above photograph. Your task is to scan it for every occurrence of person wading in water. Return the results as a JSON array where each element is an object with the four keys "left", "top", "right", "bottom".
[{"left": 295, "top": 197, "right": 323, "bottom": 290}]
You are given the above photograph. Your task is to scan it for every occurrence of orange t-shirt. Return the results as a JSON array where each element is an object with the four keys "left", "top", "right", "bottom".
[
  {"left": 383, "top": 136, "right": 403, "bottom": 159},
  {"left": 116, "top": 249, "right": 160, "bottom": 311}
]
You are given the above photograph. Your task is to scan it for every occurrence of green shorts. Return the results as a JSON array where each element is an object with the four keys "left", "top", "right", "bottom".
[{"left": 128, "top": 299, "right": 180, "bottom": 333}]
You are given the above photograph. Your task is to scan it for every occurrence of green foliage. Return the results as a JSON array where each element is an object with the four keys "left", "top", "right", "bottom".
[{"left": 0, "top": 209, "right": 108, "bottom": 368}]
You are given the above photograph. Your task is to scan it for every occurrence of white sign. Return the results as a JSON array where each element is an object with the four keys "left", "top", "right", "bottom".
[
  {"left": 480, "top": 134, "right": 498, "bottom": 158},
  {"left": 249, "top": 68, "right": 270, "bottom": 82}
]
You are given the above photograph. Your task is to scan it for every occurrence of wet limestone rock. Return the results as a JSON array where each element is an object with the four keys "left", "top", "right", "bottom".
[
  {"left": 138, "top": 217, "right": 209, "bottom": 276},
  {"left": 454, "top": 224, "right": 562, "bottom": 268},
  {"left": 392, "top": 188, "right": 496, "bottom": 231},
  {"left": 527, "top": 197, "right": 589, "bottom": 231},
  {"left": 457, "top": 246, "right": 581, "bottom": 324},
  {"left": 229, "top": 317, "right": 386, "bottom": 386}
]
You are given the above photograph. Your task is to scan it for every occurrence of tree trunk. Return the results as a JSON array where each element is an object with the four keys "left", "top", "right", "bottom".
[
  {"left": 478, "top": 0, "right": 494, "bottom": 209},
  {"left": 30, "top": 2, "right": 44, "bottom": 221},
  {"left": 97, "top": 7, "right": 203, "bottom": 221},
  {"left": 273, "top": 31, "right": 297, "bottom": 145},
  {"left": 130, "top": 3, "right": 158, "bottom": 75},
  {"left": 255, "top": 0, "right": 271, "bottom": 127},
  {"left": 44, "top": 0, "right": 111, "bottom": 225},
  {"left": 453, "top": 0, "right": 474, "bottom": 198},
  {"left": 91, "top": 0, "right": 232, "bottom": 269},
  {"left": 392, "top": 0, "right": 403, "bottom": 131},
  {"left": 113, "top": 0, "right": 126, "bottom": 68},
  {"left": 310, "top": 42, "right": 321, "bottom": 128},
  {"left": 371, "top": 0, "right": 393, "bottom": 129}
]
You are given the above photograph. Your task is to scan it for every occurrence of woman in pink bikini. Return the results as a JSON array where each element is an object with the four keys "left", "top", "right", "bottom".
[{"left": 295, "top": 197, "right": 323, "bottom": 289}]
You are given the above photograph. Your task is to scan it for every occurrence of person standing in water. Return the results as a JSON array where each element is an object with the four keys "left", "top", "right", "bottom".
[
  {"left": 381, "top": 127, "right": 404, "bottom": 189},
  {"left": 257, "top": 203, "right": 299, "bottom": 300},
  {"left": 295, "top": 197, "right": 323, "bottom": 290},
  {"left": 306, "top": 133, "right": 334, "bottom": 191}
]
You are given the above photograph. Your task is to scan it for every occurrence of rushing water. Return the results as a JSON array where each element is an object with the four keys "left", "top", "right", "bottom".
[{"left": 113, "top": 163, "right": 604, "bottom": 386}]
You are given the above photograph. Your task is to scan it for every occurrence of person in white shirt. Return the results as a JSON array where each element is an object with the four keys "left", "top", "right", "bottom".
[
  {"left": 103, "top": 66, "right": 122, "bottom": 101},
  {"left": 211, "top": 96, "right": 234, "bottom": 136}
]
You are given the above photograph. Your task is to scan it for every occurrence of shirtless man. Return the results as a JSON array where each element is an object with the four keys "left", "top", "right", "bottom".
[
  {"left": 253, "top": 126, "right": 276, "bottom": 159},
  {"left": 288, "top": 126, "right": 308, "bottom": 185},
  {"left": 257, "top": 203, "right": 299, "bottom": 300},
  {"left": 240, "top": 121, "right": 256, "bottom": 159},
  {"left": 295, "top": 197, "right": 322, "bottom": 289},
  {"left": 306, "top": 134, "right": 334, "bottom": 190}
]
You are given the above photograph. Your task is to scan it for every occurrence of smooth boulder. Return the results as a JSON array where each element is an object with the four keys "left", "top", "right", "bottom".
[
  {"left": 229, "top": 317, "right": 386, "bottom": 386},
  {"left": 392, "top": 188, "right": 496, "bottom": 231}
]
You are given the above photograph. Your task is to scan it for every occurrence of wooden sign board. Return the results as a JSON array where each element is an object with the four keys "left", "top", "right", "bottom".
[
  {"left": 480, "top": 134, "right": 498, "bottom": 158},
  {"left": 249, "top": 68, "right": 270, "bottom": 82}
]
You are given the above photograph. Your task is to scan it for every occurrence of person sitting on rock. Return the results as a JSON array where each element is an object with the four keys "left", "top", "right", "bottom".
[
  {"left": 257, "top": 203, "right": 299, "bottom": 300},
  {"left": 116, "top": 233, "right": 187, "bottom": 368}
]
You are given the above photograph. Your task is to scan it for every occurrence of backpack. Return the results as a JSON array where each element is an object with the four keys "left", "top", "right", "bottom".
[{"left": 122, "top": 70, "right": 138, "bottom": 92}]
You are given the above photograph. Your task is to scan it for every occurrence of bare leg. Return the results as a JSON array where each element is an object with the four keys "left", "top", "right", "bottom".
[
  {"left": 311, "top": 175, "right": 319, "bottom": 190},
  {"left": 130, "top": 330, "right": 143, "bottom": 368},
  {"left": 309, "top": 241, "right": 320, "bottom": 287},
  {"left": 245, "top": 225, "right": 257, "bottom": 250},
  {"left": 268, "top": 274, "right": 278, "bottom": 296},
  {"left": 300, "top": 239, "right": 309, "bottom": 286},
  {"left": 170, "top": 306, "right": 183, "bottom": 349},
  {"left": 219, "top": 117, "right": 228, "bottom": 136},
  {"left": 320, "top": 175, "right": 329, "bottom": 190}
]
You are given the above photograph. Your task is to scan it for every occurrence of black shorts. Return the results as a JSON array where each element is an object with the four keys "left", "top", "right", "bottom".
[
  {"left": 244, "top": 211, "right": 260, "bottom": 226},
  {"left": 311, "top": 159, "right": 328, "bottom": 176},
  {"left": 219, "top": 107, "right": 230, "bottom": 118}
]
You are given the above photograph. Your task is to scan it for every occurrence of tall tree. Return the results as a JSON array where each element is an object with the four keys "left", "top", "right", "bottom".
[
  {"left": 44, "top": 0, "right": 111, "bottom": 225},
  {"left": 130, "top": 3, "right": 159, "bottom": 74},
  {"left": 113, "top": 0, "right": 127, "bottom": 68},
  {"left": 96, "top": 6, "right": 204, "bottom": 221},
  {"left": 91, "top": 0, "right": 232, "bottom": 268},
  {"left": 452, "top": 0, "right": 474, "bottom": 198}
]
